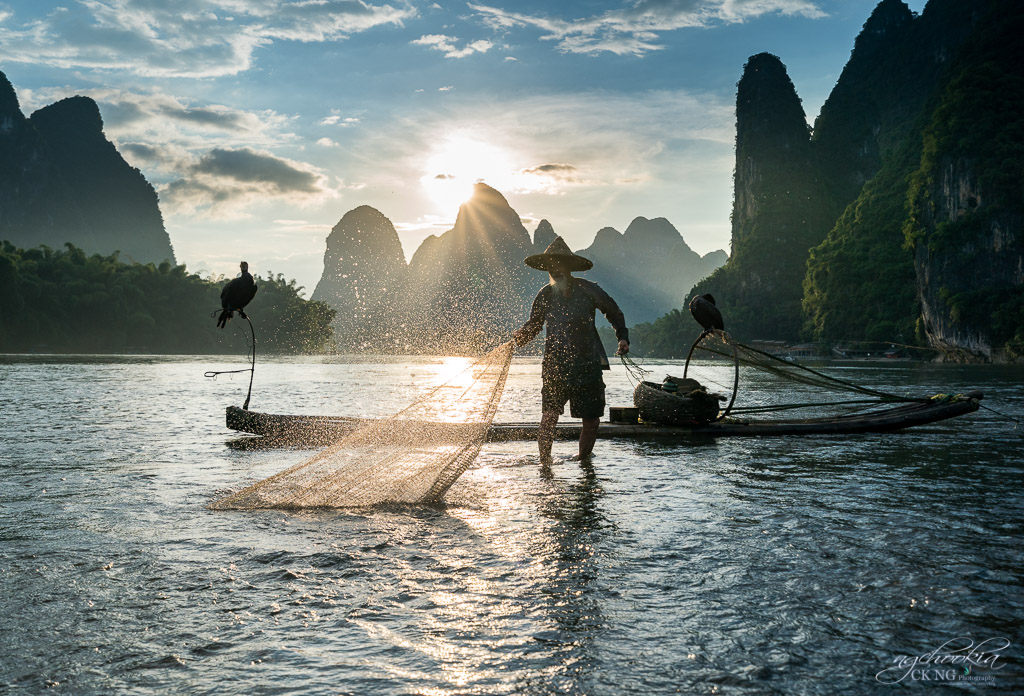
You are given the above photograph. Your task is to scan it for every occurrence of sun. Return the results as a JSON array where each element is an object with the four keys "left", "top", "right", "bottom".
[
  {"left": 422, "top": 171, "right": 476, "bottom": 213},
  {"left": 420, "top": 134, "right": 514, "bottom": 212}
]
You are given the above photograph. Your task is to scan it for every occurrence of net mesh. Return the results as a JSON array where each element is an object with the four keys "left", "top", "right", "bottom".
[{"left": 210, "top": 343, "right": 513, "bottom": 510}]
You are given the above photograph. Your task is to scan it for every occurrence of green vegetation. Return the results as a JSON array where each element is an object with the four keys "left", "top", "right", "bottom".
[
  {"left": 901, "top": 0, "right": 1024, "bottom": 357},
  {"left": 686, "top": 1, "right": 1022, "bottom": 360},
  {"left": 802, "top": 137, "right": 922, "bottom": 344},
  {"left": 0, "top": 242, "right": 336, "bottom": 353}
]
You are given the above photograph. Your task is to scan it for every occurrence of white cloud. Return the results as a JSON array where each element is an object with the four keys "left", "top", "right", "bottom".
[
  {"left": 319, "top": 113, "right": 361, "bottom": 126},
  {"left": 316, "top": 137, "right": 339, "bottom": 147},
  {"left": 470, "top": 0, "right": 825, "bottom": 56},
  {"left": 411, "top": 33, "right": 493, "bottom": 58},
  {"left": 0, "top": 0, "right": 416, "bottom": 77}
]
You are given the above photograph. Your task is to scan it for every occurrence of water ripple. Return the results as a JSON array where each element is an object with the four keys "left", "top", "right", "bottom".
[{"left": 0, "top": 356, "right": 1021, "bottom": 694}]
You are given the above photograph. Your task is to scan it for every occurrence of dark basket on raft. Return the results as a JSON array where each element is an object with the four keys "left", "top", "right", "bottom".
[{"left": 633, "top": 380, "right": 724, "bottom": 425}]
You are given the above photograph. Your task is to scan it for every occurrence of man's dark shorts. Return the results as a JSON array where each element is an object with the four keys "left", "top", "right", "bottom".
[{"left": 542, "top": 378, "right": 605, "bottom": 419}]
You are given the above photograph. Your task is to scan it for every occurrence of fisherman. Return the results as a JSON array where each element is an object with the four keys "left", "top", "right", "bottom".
[{"left": 511, "top": 236, "right": 629, "bottom": 462}]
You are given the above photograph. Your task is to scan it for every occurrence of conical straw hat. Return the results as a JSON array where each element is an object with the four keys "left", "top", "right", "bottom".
[{"left": 524, "top": 236, "right": 593, "bottom": 272}]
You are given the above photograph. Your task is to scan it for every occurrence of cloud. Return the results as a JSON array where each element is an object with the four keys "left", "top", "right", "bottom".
[
  {"left": 162, "top": 147, "right": 334, "bottom": 217},
  {"left": 22, "top": 87, "right": 290, "bottom": 145},
  {"left": 438, "top": 85, "right": 454, "bottom": 91},
  {"left": 411, "top": 33, "right": 493, "bottom": 58},
  {"left": 470, "top": 0, "right": 826, "bottom": 56},
  {"left": 320, "top": 114, "right": 361, "bottom": 126},
  {"left": 192, "top": 148, "right": 322, "bottom": 192},
  {"left": 121, "top": 142, "right": 164, "bottom": 162},
  {"left": 521, "top": 163, "right": 578, "bottom": 176},
  {"left": 0, "top": 0, "right": 416, "bottom": 77},
  {"left": 316, "top": 137, "right": 339, "bottom": 147},
  {"left": 519, "top": 163, "right": 581, "bottom": 187}
]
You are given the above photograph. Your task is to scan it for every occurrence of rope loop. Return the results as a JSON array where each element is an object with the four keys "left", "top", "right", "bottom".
[{"left": 204, "top": 312, "right": 257, "bottom": 410}]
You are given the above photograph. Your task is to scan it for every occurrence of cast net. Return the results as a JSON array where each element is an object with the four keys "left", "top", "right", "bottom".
[{"left": 210, "top": 342, "right": 513, "bottom": 510}]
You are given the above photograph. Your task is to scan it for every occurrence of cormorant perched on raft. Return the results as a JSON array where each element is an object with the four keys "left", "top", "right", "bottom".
[
  {"left": 217, "top": 261, "right": 258, "bottom": 329},
  {"left": 688, "top": 293, "right": 724, "bottom": 333}
]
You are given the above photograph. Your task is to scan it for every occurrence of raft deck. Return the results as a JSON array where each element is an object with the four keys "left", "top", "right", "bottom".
[{"left": 225, "top": 392, "right": 981, "bottom": 445}]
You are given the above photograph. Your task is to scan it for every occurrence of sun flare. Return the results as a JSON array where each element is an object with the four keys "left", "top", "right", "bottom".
[{"left": 421, "top": 135, "right": 514, "bottom": 212}]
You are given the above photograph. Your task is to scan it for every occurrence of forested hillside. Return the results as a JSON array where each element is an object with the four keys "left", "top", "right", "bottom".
[{"left": 0, "top": 243, "right": 336, "bottom": 353}]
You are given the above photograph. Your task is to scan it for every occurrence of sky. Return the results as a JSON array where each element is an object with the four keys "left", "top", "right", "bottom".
[{"left": 0, "top": 0, "right": 926, "bottom": 294}]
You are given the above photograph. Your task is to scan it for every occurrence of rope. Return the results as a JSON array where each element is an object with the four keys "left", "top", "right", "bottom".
[
  {"left": 619, "top": 354, "right": 651, "bottom": 387},
  {"left": 977, "top": 402, "right": 1022, "bottom": 428},
  {"left": 699, "top": 337, "right": 922, "bottom": 402},
  {"left": 727, "top": 398, "right": 901, "bottom": 414},
  {"left": 204, "top": 312, "right": 257, "bottom": 410}
]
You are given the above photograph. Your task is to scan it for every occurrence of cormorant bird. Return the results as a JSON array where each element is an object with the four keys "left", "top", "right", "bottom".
[
  {"left": 217, "top": 261, "right": 258, "bottom": 329},
  {"left": 688, "top": 293, "right": 724, "bottom": 332}
]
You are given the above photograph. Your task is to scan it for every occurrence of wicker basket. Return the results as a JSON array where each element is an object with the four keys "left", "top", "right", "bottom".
[{"left": 633, "top": 380, "right": 723, "bottom": 425}]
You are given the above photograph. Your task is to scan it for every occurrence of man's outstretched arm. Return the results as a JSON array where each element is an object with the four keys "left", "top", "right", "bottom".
[{"left": 511, "top": 288, "right": 549, "bottom": 349}]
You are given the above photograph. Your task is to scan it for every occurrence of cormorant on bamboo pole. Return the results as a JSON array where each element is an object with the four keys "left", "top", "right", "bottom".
[
  {"left": 688, "top": 293, "right": 724, "bottom": 332},
  {"left": 217, "top": 261, "right": 258, "bottom": 329}
]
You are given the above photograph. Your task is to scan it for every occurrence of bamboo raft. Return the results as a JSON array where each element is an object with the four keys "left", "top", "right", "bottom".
[{"left": 225, "top": 391, "right": 982, "bottom": 446}]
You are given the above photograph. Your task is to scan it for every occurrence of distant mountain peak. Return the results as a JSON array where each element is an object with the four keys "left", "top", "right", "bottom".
[
  {"left": 624, "top": 216, "right": 681, "bottom": 239},
  {"left": 450, "top": 180, "right": 531, "bottom": 250},
  {"left": 464, "top": 181, "right": 510, "bottom": 209},
  {"left": 622, "top": 217, "right": 694, "bottom": 258},
  {"left": 454, "top": 181, "right": 514, "bottom": 223},
  {"left": 742, "top": 52, "right": 788, "bottom": 79},
  {"left": 0, "top": 70, "right": 22, "bottom": 126},
  {"left": 31, "top": 96, "right": 104, "bottom": 135},
  {"left": 737, "top": 53, "right": 807, "bottom": 142},
  {"left": 1, "top": 77, "right": 174, "bottom": 264},
  {"left": 593, "top": 226, "right": 623, "bottom": 246},
  {"left": 341, "top": 204, "right": 392, "bottom": 227},
  {"left": 326, "top": 205, "right": 404, "bottom": 255},
  {"left": 533, "top": 219, "right": 556, "bottom": 251},
  {"left": 858, "top": 0, "right": 914, "bottom": 49}
]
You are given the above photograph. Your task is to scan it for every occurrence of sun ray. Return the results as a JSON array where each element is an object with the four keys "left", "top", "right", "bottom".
[{"left": 420, "top": 134, "right": 514, "bottom": 212}]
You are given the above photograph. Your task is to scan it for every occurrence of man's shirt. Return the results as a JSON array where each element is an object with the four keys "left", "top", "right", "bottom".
[{"left": 519, "top": 278, "right": 628, "bottom": 385}]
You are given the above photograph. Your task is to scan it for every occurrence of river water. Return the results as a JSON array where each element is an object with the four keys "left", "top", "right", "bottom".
[{"left": 1, "top": 354, "right": 1021, "bottom": 694}]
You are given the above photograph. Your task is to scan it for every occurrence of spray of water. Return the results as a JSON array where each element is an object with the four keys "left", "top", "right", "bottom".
[{"left": 210, "top": 343, "right": 514, "bottom": 509}]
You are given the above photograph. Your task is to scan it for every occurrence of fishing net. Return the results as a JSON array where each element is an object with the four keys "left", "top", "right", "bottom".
[
  {"left": 623, "top": 330, "right": 923, "bottom": 423},
  {"left": 210, "top": 342, "right": 513, "bottom": 510}
]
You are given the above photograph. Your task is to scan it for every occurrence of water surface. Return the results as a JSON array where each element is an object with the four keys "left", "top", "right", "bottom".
[{"left": 1, "top": 355, "right": 1021, "bottom": 694}]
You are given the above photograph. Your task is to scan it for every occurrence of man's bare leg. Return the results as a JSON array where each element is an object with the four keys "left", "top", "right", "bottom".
[
  {"left": 538, "top": 410, "right": 560, "bottom": 463},
  {"left": 578, "top": 417, "right": 600, "bottom": 459}
]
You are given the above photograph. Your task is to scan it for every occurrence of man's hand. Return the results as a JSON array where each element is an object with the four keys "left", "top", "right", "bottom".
[
  {"left": 511, "top": 328, "right": 531, "bottom": 350},
  {"left": 617, "top": 339, "right": 629, "bottom": 355}
]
